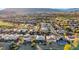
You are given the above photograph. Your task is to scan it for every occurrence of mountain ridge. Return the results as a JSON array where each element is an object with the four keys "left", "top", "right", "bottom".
[{"left": 0, "top": 8, "right": 79, "bottom": 15}]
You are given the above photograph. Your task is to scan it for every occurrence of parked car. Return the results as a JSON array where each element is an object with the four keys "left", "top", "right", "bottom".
[
  {"left": 56, "top": 37, "right": 68, "bottom": 45},
  {"left": 23, "top": 34, "right": 32, "bottom": 44},
  {"left": 17, "top": 29, "right": 28, "bottom": 35},
  {"left": 35, "top": 35, "right": 46, "bottom": 44}
]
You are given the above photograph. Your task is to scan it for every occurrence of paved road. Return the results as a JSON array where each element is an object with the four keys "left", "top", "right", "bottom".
[
  {"left": 0, "top": 42, "right": 64, "bottom": 50},
  {"left": 36, "top": 44, "right": 42, "bottom": 50}
]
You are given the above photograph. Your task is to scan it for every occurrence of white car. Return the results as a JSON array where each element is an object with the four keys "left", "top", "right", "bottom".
[
  {"left": 24, "top": 34, "right": 31, "bottom": 42},
  {"left": 46, "top": 35, "right": 56, "bottom": 42},
  {"left": 36, "top": 35, "right": 45, "bottom": 40},
  {"left": 17, "top": 29, "right": 28, "bottom": 34}
]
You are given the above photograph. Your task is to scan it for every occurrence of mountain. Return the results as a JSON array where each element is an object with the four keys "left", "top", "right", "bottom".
[
  {"left": 0, "top": 8, "right": 79, "bottom": 15},
  {"left": 66, "top": 8, "right": 79, "bottom": 12},
  {"left": 0, "top": 8, "right": 56, "bottom": 15}
]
